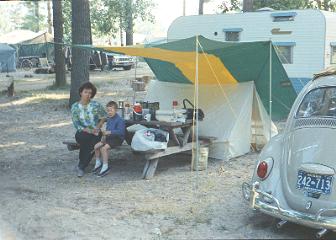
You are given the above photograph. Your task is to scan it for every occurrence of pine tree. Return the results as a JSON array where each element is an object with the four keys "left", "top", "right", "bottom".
[
  {"left": 52, "top": 0, "right": 66, "bottom": 88},
  {"left": 69, "top": 0, "right": 92, "bottom": 106}
]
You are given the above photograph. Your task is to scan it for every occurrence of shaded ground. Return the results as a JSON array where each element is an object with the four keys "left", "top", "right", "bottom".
[{"left": 0, "top": 66, "right": 334, "bottom": 239}]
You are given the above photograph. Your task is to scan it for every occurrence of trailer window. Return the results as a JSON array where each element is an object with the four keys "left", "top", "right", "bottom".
[
  {"left": 273, "top": 16, "right": 295, "bottom": 22},
  {"left": 223, "top": 28, "right": 242, "bottom": 42},
  {"left": 271, "top": 12, "right": 297, "bottom": 22},
  {"left": 331, "top": 46, "right": 336, "bottom": 64},
  {"left": 274, "top": 45, "right": 293, "bottom": 64},
  {"left": 225, "top": 32, "right": 239, "bottom": 42}
]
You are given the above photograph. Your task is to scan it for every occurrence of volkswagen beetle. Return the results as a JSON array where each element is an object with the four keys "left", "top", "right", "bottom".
[{"left": 243, "top": 68, "right": 336, "bottom": 238}]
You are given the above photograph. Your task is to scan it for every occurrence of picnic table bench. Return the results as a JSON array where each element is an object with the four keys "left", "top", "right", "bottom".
[{"left": 63, "top": 119, "right": 215, "bottom": 179}]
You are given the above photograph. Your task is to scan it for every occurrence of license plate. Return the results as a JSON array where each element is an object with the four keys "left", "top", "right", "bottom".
[{"left": 297, "top": 170, "right": 333, "bottom": 194}]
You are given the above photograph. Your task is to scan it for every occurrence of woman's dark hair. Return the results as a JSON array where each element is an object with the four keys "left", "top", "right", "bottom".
[{"left": 78, "top": 82, "right": 97, "bottom": 99}]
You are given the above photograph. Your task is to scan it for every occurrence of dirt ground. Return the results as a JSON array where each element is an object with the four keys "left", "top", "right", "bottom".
[{"left": 0, "top": 65, "right": 334, "bottom": 239}]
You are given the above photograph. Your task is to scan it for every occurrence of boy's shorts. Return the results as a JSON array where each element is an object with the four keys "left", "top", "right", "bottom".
[{"left": 105, "top": 135, "right": 123, "bottom": 148}]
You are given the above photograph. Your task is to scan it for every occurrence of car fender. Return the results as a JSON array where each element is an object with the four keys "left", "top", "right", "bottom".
[{"left": 252, "top": 133, "right": 287, "bottom": 203}]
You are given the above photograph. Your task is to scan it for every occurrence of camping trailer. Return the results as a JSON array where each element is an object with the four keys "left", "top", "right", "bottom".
[{"left": 168, "top": 9, "right": 336, "bottom": 93}]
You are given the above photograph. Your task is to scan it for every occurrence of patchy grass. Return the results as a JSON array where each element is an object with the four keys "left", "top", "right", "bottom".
[
  {"left": 0, "top": 92, "right": 69, "bottom": 109},
  {"left": 46, "top": 83, "right": 71, "bottom": 91}
]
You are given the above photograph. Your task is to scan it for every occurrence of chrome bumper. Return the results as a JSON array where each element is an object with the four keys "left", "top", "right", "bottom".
[{"left": 242, "top": 182, "right": 336, "bottom": 231}]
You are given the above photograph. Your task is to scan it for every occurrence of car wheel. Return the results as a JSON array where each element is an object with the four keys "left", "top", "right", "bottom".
[
  {"left": 123, "top": 66, "right": 132, "bottom": 70},
  {"left": 21, "top": 59, "right": 33, "bottom": 71}
]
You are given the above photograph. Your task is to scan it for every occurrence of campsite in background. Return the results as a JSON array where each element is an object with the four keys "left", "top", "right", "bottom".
[{"left": 1, "top": 0, "right": 336, "bottom": 239}]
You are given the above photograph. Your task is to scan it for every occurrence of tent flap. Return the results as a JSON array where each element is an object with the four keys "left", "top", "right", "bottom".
[{"left": 145, "top": 81, "right": 277, "bottom": 160}]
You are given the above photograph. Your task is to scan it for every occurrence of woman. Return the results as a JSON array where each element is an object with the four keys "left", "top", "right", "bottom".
[{"left": 71, "top": 82, "right": 106, "bottom": 177}]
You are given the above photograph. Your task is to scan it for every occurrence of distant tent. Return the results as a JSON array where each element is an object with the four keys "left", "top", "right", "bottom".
[
  {"left": 17, "top": 42, "right": 54, "bottom": 61},
  {"left": 16, "top": 32, "right": 54, "bottom": 61},
  {"left": 20, "top": 32, "right": 53, "bottom": 45},
  {"left": 0, "top": 30, "right": 54, "bottom": 61},
  {"left": 0, "top": 30, "right": 38, "bottom": 44},
  {"left": 0, "top": 44, "right": 16, "bottom": 72}
]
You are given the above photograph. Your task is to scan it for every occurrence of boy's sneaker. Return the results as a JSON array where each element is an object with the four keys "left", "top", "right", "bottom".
[
  {"left": 91, "top": 165, "right": 102, "bottom": 174},
  {"left": 97, "top": 168, "right": 110, "bottom": 177}
]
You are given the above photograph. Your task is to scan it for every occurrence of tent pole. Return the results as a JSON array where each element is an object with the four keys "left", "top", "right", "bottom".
[
  {"left": 269, "top": 40, "right": 272, "bottom": 140},
  {"left": 195, "top": 36, "right": 199, "bottom": 174}
]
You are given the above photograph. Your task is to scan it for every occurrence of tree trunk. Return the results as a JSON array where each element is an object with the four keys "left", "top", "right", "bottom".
[
  {"left": 199, "top": 0, "right": 204, "bottom": 15},
  {"left": 52, "top": 0, "right": 66, "bottom": 88},
  {"left": 69, "top": 0, "right": 91, "bottom": 107},
  {"left": 316, "top": 0, "right": 322, "bottom": 9},
  {"left": 34, "top": 1, "right": 40, "bottom": 32},
  {"left": 243, "top": 0, "right": 254, "bottom": 12},
  {"left": 47, "top": 0, "right": 52, "bottom": 34},
  {"left": 119, "top": 16, "right": 124, "bottom": 46},
  {"left": 125, "top": 0, "right": 133, "bottom": 46},
  {"left": 125, "top": 16, "right": 133, "bottom": 45}
]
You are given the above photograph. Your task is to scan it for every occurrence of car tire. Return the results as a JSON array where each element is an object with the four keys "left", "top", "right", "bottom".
[
  {"left": 21, "top": 59, "right": 33, "bottom": 71},
  {"left": 123, "top": 66, "right": 132, "bottom": 70}
]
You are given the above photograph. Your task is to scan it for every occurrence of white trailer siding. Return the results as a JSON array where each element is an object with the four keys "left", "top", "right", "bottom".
[
  {"left": 168, "top": 10, "right": 334, "bottom": 92},
  {"left": 323, "top": 11, "right": 336, "bottom": 68}
]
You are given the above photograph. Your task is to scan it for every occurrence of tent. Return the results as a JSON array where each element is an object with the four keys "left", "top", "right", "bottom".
[
  {"left": 0, "top": 30, "right": 53, "bottom": 45},
  {"left": 0, "top": 30, "right": 38, "bottom": 44},
  {"left": 17, "top": 42, "right": 54, "bottom": 60},
  {"left": 0, "top": 30, "right": 54, "bottom": 61},
  {"left": 145, "top": 81, "right": 278, "bottom": 159},
  {"left": 94, "top": 36, "right": 297, "bottom": 159},
  {"left": 19, "top": 32, "right": 53, "bottom": 45},
  {"left": 16, "top": 31, "right": 54, "bottom": 60},
  {"left": 0, "top": 44, "right": 16, "bottom": 72}
]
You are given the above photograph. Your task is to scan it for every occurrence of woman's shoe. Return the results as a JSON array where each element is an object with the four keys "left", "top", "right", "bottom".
[{"left": 77, "top": 167, "right": 85, "bottom": 177}]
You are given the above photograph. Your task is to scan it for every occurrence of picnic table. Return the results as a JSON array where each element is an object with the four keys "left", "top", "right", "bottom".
[
  {"left": 125, "top": 119, "right": 194, "bottom": 147},
  {"left": 125, "top": 119, "right": 214, "bottom": 179},
  {"left": 63, "top": 119, "right": 214, "bottom": 179}
]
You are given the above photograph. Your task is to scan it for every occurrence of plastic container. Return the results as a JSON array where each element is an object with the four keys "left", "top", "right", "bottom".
[
  {"left": 124, "top": 103, "right": 131, "bottom": 120},
  {"left": 118, "top": 101, "right": 124, "bottom": 108},
  {"left": 191, "top": 146, "right": 209, "bottom": 171},
  {"left": 133, "top": 103, "right": 143, "bottom": 121}
]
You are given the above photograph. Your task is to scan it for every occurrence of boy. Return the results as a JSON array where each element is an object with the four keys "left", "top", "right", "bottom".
[{"left": 93, "top": 101, "right": 125, "bottom": 177}]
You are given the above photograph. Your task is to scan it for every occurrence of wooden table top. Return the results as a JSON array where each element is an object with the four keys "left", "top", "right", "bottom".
[{"left": 125, "top": 119, "right": 193, "bottom": 128}]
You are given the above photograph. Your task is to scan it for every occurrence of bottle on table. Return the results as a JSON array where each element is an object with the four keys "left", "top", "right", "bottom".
[
  {"left": 172, "top": 100, "right": 178, "bottom": 122},
  {"left": 124, "top": 103, "right": 131, "bottom": 120}
]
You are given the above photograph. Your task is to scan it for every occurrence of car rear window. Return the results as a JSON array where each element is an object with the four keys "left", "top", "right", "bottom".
[{"left": 296, "top": 87, "right": 336, "bottom": 118}]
